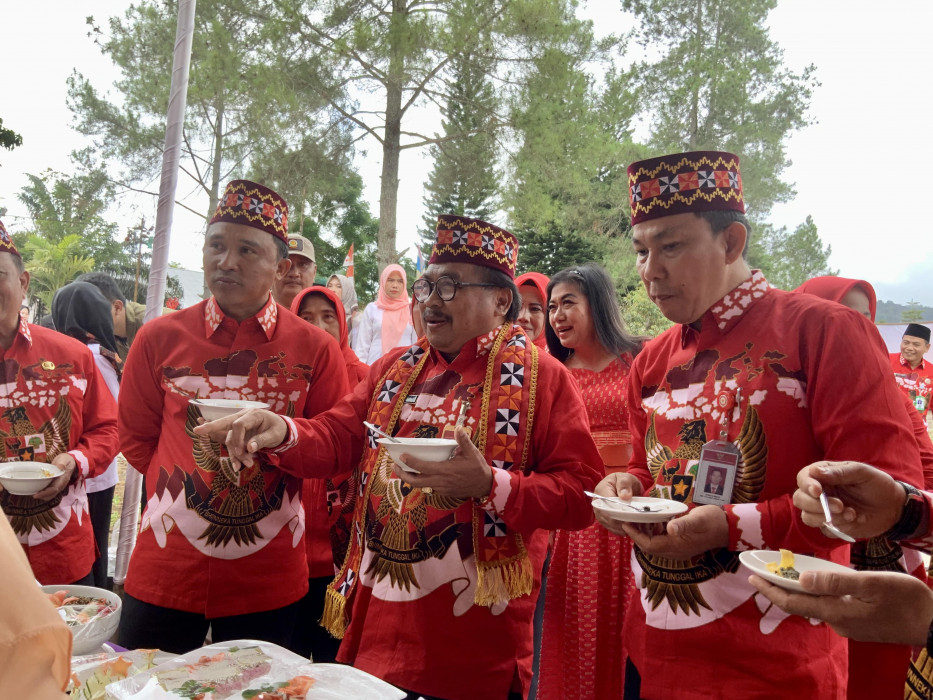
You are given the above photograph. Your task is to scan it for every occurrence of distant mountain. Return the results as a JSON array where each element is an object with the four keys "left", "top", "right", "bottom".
[{"left": 876, "top": 300, "right": 933, "bottom": 323}]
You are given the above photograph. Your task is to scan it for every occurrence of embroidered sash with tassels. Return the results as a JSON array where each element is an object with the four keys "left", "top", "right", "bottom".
[{"left": 322, "top": 323, "right": 538, "bottom": 638}]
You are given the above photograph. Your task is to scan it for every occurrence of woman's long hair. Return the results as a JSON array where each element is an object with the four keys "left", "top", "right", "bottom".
[{"left": 545, "top": 263, "right": 644, "bottom": 364}]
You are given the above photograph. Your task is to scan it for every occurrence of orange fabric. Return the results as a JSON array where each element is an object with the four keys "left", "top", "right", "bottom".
[{"left": 375, "top": 264, "right": 411, "bottom": 354}]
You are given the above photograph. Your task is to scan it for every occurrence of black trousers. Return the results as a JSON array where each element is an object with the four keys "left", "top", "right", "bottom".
[
  {"left": 289, "top": 576, "right": 342, "bottom": 662},
  {"left": 87, "top": 486, "right": 115, "bottom": 590},
  {"left": 118, "top": 592, "right": 301, "bottom": 654}
]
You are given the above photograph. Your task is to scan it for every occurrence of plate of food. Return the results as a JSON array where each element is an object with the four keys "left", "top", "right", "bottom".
[
  {"left": 590, "top": 495, "right": 688, "bottom": 524},
  {"left": 42, "top": 584, "right": 122, "bottom": 655},
  {"left": 739, "top": 549, "right": 853, "bottom": 592},
  {"left": 0, "top": 461, "right": 64, "bottom": 495},
  {"left": 190, "top": 398, "right": 270, "bottom": 422},
  {"left": 67, "top": 649, "right": 176, "bottom": 700},
  {"left": 106, "top": 640, "right": 406, "bottom": 699}
]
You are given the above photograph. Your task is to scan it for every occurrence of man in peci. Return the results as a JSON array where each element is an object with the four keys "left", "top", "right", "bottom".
[
  {"left": 197, "top": 215, "right": 603, "bottom": 700},
  {"left": 891, "top": 323, "right": 933, "bottom": 419},
  {"left": 116, "top": 180, "right": 348, "bottom": 653},
  {"left": 594, "top": 151, "right": 923, "bottom": 699}
]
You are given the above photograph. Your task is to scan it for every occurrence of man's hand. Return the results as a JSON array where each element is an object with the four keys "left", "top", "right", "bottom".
[
  {"left": 592, "top": 472, "right": 644, "bottom": 535},
  {"left": 395, "top": 428, "right": 492, "bottom": 499},
  {"left": 193, "top": 409, "right": 288, "bottom": 468},
  {"left": 622, "top": 505, "right": 729, "bottom": 559},
  {"left": 749, "top": 569, "right": 933, "bottom": 646},
  {"left": 34, "top": 453, "right": 77, "bottom": 501},
  {"left": 793, "top": 461, "right": 906, "bottom": 539}
]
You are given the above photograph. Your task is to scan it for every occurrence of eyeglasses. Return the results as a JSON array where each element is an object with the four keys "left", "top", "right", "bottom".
[{"left": 411, "top": 276, "right": 499, "bottom": 302}]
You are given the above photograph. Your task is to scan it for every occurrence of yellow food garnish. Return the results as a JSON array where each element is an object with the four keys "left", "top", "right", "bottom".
[{"left": 766, "top": 549, "right": 800, "bottom": 580}]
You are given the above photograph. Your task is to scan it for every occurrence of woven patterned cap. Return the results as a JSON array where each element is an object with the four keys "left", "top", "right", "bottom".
[
  {"left": 0, "top": 220, "right": 20, "bottom": 257},
  {"left": 429, "top": 215, "right": 518, "bottom": 278},
  {"left": 627, "top": 151, "right": 744, "bottom": 225},
  {"left": 209, "top": 180, "right": 289, "bottom": 243}
]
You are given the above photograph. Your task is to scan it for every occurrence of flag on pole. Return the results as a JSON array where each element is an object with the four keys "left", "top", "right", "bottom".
[
  {"left": 416, "top": 248, "right": 425, "bottom": 274},
  {"left": 342, "top": 243, "right": 355, "bottom": 278}
]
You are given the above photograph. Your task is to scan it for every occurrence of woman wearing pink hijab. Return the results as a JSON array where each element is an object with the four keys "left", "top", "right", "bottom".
[{"left": 353, "top": 264, "right": 417, "bottom": 364}]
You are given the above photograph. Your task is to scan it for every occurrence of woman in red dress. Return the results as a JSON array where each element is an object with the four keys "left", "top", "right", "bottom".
[{"left": 537, "top": 263, "right": 644, "bottom": 700}]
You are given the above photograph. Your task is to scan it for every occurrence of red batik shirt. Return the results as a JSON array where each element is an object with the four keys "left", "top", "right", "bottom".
[
  {"left": 625, "top": 271, "right": 923, "bottom": 700},
  {"left": 119, "top": 296, "right": 348, "bottom": 617},
  {"left": 891, "top": 352, "right": 933, "bottom": 418},
  {"left": 0, "top": 322, "right": 119, "bottom": 584},
  {"left": 271, "top": 327, "right": 603, "bottom": 700}
]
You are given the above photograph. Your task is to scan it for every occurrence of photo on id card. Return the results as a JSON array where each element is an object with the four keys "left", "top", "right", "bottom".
[{"left": 693, "top": 440, "right": 739, "bottom": 506}]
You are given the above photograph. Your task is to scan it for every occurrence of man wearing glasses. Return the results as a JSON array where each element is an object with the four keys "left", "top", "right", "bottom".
[{"left": 196, "top": 215, "right": 602, "bottom": 700}]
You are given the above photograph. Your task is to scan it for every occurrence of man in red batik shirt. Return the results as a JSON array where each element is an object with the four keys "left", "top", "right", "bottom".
[
  {"left": 116, "top": 180, "right": 348, "bottom": 653},
  {"left": 196, "top": 215, "right": 603, "bottom": 700},
  {"left": 891, "top": 323, "right": 933, "bottom": 419},
  {"left": 594, "top": 151, "right": 923, "bottom": 699},
  {"left": 0, "top": 220, "right": 119, "bottom": 586}
]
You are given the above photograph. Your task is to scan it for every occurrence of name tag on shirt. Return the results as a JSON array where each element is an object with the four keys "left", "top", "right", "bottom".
[{"left": 693, "top": 440, "right": 739, "bottom": 506}]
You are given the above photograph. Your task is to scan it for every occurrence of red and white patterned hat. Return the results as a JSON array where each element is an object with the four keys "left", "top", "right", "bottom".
[
  {"left": 429, "top": 215, "right": 518, "bottom": 279},
  {"left": 627, "top": 151, "right": 744, "bottom": 226},
  {"left": 209, "top": 180, "right": 289, "bottom": 243}
]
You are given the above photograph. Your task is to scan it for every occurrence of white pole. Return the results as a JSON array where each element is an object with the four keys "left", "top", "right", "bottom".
[{"left": 114, "top": 0, "right": 197, "bottom": 587}]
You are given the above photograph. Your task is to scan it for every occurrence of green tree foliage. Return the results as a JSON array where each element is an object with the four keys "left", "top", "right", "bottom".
[
  {"left": 0, "top": 117, "right": 23, "bottom": 154},
  {"left": 621, "top": 284, "right": 673, "bottom": 338},
  {"left": 419, "top": 52, "right": 500, "bottom": 254},
  {"left": 67, "top": 1, "right": 349, "bottom": 222},
  {"left": 622, "top": 0, "right": 818, "bottom": 216},
  {"left": 748, "top": 215, "right": 836, "bottom": 290},
  {"left": 902, "top": 301, "right": 925, "bottom": 323},
  {"left": 22, "top": 235, "right": 96, "bottom": 313}
]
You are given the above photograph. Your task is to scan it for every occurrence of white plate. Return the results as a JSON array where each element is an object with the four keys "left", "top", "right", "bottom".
[
  {"left": 739, "top": 550, "right": 852, "bottom": 592},
  {"left": 378, "top": 437, "right": 458, "bottom": 474},
  {"left": 41, "top": 584, "right": 122, "bottom": 655},
  {"left": 0, "top": 461, "right": 64, "bottom": 495},
  {"left": 591, "top": 496, "right": 689, "bottom": 523},
  {"left": 190, "top": 398, "right": 270, "bottom": 422}
]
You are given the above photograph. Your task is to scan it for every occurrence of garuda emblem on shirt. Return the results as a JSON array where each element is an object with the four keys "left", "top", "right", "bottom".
[
  {"left": 638, "top": 405, "right": 767, "bottom": 615},
  {"left": 182, "top": 401, "right": 294, "bottom": 548},
  {"left": 0, "top": 401, "right": 72, "bottom": 536}
]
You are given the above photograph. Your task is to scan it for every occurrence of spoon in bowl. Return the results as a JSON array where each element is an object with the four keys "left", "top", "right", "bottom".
[
  {"left": 364, "top": 421, "right": 400, "bottom": 443},
  {"left": 819, "top": 491, "right": 856, "bottom": 543}
]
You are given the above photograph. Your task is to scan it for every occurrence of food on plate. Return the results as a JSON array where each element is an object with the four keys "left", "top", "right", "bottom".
[
  {"left": 766, "top": 548, "right": 801, "bottom": 581},
  {"left": 69, "top": 652, "right": 159, "bottom": 700},
  {"left": 47, "top": 590, "right": 118, "bottom": 627},
  {"left": 243, "top": 675, "right": 315, "bottom": 699},
  {"left": 154, "top": 646, "right": 272, "bottom": 697}
]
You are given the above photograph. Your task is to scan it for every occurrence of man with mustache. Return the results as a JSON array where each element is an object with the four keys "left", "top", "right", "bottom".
[
  {"left": 272, "top": 234, "right": 318, "bottom": 310},
  {"left": 891, "top": 323, "right": 933, "bottom": 419},
  {"left": 196, "top": 215, "right": 602, "bottom": 700},
  {"left": 594, "top": 151, "right": 923, "bottom": 699},
  {"left": 116, "top": 180, "right": 348, "bottom": 653}
]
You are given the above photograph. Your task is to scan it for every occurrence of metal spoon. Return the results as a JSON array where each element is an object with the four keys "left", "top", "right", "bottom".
[
  {"left": 364, "top": 421, "right": 400, "bottom": 443},
  {"left": 819, "top": 491, "right": 856, "bottom": 543},
  {"left": 584, "top": 490, "right": 661, "bottom": 513}
]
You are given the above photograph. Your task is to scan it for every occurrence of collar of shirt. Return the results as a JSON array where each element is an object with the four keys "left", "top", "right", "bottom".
[
  {"left": 15, "top": 317, "right": 32, "bottom": 347},
  {"left": 900, "top": 354, "right": 927, "bottom": 371},
  {"left": 203, "top": 294, "right": 278, "bottom": 341},
  {"left": 680, "top": 269, "right": 771, "bottom": 348}
]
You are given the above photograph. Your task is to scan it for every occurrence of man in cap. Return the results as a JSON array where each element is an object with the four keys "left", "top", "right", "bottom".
[
  {"left": 195, "top": 215, "right": 602, "bottom": 700},
  {"left": 116, "top": 180, "right": 349, "bottom": 653},
  {"left": 891, "top": 323, "right": 933, "bottom": 418},
  {"left": 272, "top": 233, "right": 318, "bottom": 310},
  {"left": 0, "top": 221, "right": 119, "bottom": 587},
  {"left": 593, "top": 151, "right": 923, "bottom": 699}
]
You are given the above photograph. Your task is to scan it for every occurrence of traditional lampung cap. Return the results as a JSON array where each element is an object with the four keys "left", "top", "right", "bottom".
[
  {"left": 0, "top": 220, "right": 20, "bottom": 257},
  {"left": 209, "top": 180, "right": 289, "bottom": 243},
  {"left": 904, "top": 323, "right": 932, "bottom": 343},
  {"left": 429, "top": 215, "right": 519, "bottom": 279},
  {"left": 286, "top": 234, "right": 315, "bottom": 262},
  {"left": 627, "top": 150, "right": 744, "bottom": 226}
]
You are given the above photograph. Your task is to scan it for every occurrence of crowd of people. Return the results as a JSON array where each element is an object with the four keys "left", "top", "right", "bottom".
[{"left": 1, "top": 151, "right": 932, "bottom": 699}]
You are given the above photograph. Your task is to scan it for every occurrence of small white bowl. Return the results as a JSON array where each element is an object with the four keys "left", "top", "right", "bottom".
[
  {"left": 378, "top": 437, "right": 458, "bottom": 473},
  {"left": 190, "top": 398, "right": 270, "bottom": 422},
  {"left": 41, "top": 584, "right": 122, "bottom": 655},
  {"left": 0, "top": 461, "right": 64, "bottom": 496}
]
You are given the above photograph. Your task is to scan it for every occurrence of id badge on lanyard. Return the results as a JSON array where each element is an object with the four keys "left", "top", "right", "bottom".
[{"left": 693, "top": 389, "right": 741, "bottom": 506}]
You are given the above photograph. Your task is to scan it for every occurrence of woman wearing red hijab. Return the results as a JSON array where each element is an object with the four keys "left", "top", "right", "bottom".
[
  {"left": 289, "top": 286, "right": 366, "bottom": 662},
  {"left": 353, "top": 264, "right": 416, "bottom": 364},
  {"left": 796, "top": 275, "right": 932, "bottom": 700},
  {"left": 515, "top": 271, "right": 550, "bottom": 348}
]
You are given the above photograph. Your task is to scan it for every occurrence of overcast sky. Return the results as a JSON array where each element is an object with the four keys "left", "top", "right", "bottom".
[{"left": 1, "top": 1, "right": 931, "bottom": 306}]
